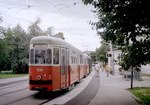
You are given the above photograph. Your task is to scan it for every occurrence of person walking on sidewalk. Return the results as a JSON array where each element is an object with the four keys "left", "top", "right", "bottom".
[
  {"left": 95, "top": 63, "right": 100, "bottom": 76},
  {"left": 104, "top": 65, "right": 110, "bottom": 77}
]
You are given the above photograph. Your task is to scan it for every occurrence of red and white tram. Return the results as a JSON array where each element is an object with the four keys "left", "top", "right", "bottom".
[{"left": 29, "top": 36, "right": 91, "bottom": 91}]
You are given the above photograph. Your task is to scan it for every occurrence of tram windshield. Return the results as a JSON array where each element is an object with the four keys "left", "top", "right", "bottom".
[{"left": 30, "top": 49, "right": 52, "bottom": 64}]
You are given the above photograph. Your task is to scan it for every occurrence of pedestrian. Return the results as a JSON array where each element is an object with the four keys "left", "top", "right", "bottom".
[
  {"left": 95, "top": 64, "right": 100, "bottom": 76},
  {"left": 105, "top": 65, "right": 110, "bottom": 77}
]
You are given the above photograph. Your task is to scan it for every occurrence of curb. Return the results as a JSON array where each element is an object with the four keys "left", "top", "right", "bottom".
[{"left": 127, "top": 90, "right": 146, "bottom": 105}]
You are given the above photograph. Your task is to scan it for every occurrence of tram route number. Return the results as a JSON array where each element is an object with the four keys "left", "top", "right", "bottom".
[{"left": 36, "top": 68, "right": 43, "bottom": 72}]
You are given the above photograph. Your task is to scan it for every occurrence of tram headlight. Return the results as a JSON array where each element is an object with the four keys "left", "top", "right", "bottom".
[{"left": 36, "top": 75, "right": 42, "bottom": 80}]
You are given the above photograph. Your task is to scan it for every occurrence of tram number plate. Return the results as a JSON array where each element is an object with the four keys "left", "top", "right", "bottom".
[{"left": 36, "top": 68, "right": 43, "bottom": 72}]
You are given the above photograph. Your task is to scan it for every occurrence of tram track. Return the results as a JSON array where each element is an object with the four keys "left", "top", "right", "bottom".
[
  {"left": 38, "top": 90, "right": 67, "bottom": 105},
  {"left": 0, "top": 87, "right": 28, "bottom": 96},
  {"left": 4, "top": 84, "right": 78, "bottom": 105},
  {"left": 0, "top": 81, "right": 68, "bottom": 105},
  {"left": 5, "top": 93, "right": 36, "bottom": 105},
  {"left": 0, "top": 87, "right": 38, "bottom": 105},
  {"left": 0, "top": 80, "right": 28, "bottom": 91},
  {"left": 0, "top": 79, "right": 67, "bottom": 105},
  {"left": 0, "top": 72, "right": 94, "bottom": 105},
  {"left": 0, "top": 79, "right": 28, "bottom": 87},
  {"left": 7, "top": 89, "right": 67, "bottom": 105},
  {"left": 0, "top": 73, "right": 93, "bottom": 105}
]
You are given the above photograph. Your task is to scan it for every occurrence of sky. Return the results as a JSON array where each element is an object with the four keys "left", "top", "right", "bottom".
[{"left": 0, "top": 0, "right": 101, "bottom": 51}]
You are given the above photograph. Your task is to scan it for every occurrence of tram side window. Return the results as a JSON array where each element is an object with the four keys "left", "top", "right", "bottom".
[
  {"left": 46, "top": 49, "right": 52, "bottom": 64},
  {"left": 80, "top": 55, "right": 83, "bottom": 64},
  {"left": 77, "top": 56, "right": 79, "bottom": 64},
  {"left": 71, "top": 56, "right": 73, "bottom": 64},
  {"left": 35, "top": 49, "right": 46, "bottom": 64},
  {"left": 75, "top": 56, "right": 77, "bottom": 64},
  {"left": 83, "top": 58, "right": 85, "bottom": 65},
  {"left": 53, "top": 48, "right": 59, "bottom": 64},
  {"left": 30, "top": 49, "right": 34, "bottom": 64}
]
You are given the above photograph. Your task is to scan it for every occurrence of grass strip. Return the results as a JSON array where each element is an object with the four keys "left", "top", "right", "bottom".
[
  {"left": 0, "top": 74, "right": 27, "bottom": 79},
  {"left": 128, "top": 87, "right": 150, "bottom": 105},
  {"left": 142, "top": 74, "right": 150, "bottom": 77}
]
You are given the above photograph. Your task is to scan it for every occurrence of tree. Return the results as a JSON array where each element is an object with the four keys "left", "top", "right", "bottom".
[
  {"left": 0, "top": 19, "right": 4, "bottom": 38},
  {"left": 0, "top": 17, "right": 12, "bottom": 72},
  {"left": 28, "top": 18, "right": 43, "bottom": 37},
  {"left": 95, "top": 43, "right": 109, "bottom": 64},
  {"left": 83, "top": 0, "right": 150, "bottom": 88},
  {"left": 11, "top": 24, "right": 29, "bottom": 73},
  {"left": 53, "top": 32, "right": 65, "bottom": 40},
  {"left": 0, "top": 38, "right": 11, "bottom": 71},
  {"left": 90, "top": 51, "right": 96, "bottom": 62},
  {"left": 83, "top": 0, "right": 150, "bottom": 67},
  {"left": 44, "top": 27, "right": 53, "bottom": 36},
  {"left": 0, "top": 17, "right": 66, "bottom": 73},
  {"left": 2, "top": 25, "right": 29, "bottom": 73}
]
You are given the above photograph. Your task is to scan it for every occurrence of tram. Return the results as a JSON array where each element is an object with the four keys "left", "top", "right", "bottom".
[{"left": 29, "top": 36, "right": 91, "bottom": 91}]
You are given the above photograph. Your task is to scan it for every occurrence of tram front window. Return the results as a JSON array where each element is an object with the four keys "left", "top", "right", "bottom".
[
  {"left": 30, "top": 49, "right": 34, "bottom": 64},
  {"left": 30, "top": 49, "right": 52, "bottom": 64},
  {"left": 35, "top": 49, "right": 46, "bottom": 64},
  {"left": 46, "top": 49, "right": 52, "bottom": 64}
]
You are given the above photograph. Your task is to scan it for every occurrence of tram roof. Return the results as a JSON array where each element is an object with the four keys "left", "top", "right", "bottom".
[{"left": 30, "top": 36, "right": 82, "bottom": 53}]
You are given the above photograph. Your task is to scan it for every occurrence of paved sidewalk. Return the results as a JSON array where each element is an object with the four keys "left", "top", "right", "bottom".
[{"left": 88, "top": 71, "right": 150, "bottom": 105}]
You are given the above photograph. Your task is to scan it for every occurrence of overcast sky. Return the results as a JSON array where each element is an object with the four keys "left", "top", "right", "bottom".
[{"left": 0, "top": 0, "right": 100, "bottom": 51}]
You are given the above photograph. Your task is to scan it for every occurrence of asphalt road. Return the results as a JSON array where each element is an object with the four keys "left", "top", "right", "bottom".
[
  {"left": 64, "top": 73, "right": 100, "bottom": 105},
  {"left": 0, "top": 71, "right": 97, "bottom": 105},
  {"left": 0, "top": 79, "right": 66, "bottom": 105}
]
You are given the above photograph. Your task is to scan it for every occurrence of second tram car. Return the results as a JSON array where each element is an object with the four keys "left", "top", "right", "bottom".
[{"left": 29, "top": 36, "right": 91, "bottom": 91}]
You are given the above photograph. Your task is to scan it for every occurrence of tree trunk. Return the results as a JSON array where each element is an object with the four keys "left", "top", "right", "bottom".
[{"left": 131, "top": 66, "right": 134, "bottom": 89}]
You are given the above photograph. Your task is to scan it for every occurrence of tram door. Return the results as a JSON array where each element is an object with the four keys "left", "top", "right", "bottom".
[{"left": 60, "top": 48, "right": 69, "bottom": 88}]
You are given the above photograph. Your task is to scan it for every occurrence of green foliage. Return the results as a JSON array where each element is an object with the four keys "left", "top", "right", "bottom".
[
  {"left": 82, "top": 0, "right": 150, "bottom": 70},
  {"left": 95, "top": 43, "right": 109, "bottom": 63},
  {"left": 90, "top": 52, "right": 96, "bottom": 62},
  {"left": 0, "top": 39, "right": 11, "bottom": 71},
  {"left": 53, "top": 32, "right": 65, "bottom": 40},
  {"left": 28, "top": 18, "right": 43, "bottom": 37},
  {"left": 44, "top": 27, "right": 53, "bottom": 36},
  {"left": 2, "top": 25, "right": 29, "bottom": 73},
  {"left": 0, "top": 73, "right": 27, "bottom": 79},
  {"left": 0, "top": 18, "right": 66, "bottom": 73}
]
